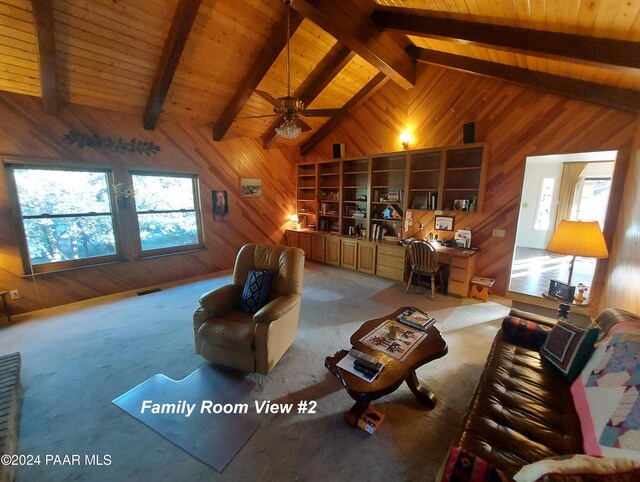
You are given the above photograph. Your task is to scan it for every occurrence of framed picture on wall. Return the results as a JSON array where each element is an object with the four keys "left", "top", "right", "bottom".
[
  {"left": 241, "top": 178, "right": 262, "bottom": 197},
  {"left": 434, "top": 215, "right": 454, "bottom": 231},
  {"left": 212, "top": 190, "right": 229, "bottom": 221}
]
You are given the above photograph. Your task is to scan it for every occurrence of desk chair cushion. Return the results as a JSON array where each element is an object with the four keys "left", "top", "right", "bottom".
[{"left": 240, "top": 269, "right": 275, "bottom": 313}]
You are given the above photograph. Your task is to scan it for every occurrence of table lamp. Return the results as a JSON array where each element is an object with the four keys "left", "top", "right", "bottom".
[
  {"left": 546, "top": 220, "right": 609, "bottom": 285},
  {"left": 289, "top": 214, "right": 300, "bottom": 230}
]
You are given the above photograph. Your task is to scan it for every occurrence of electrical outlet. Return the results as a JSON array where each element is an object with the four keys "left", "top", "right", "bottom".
[
  {"left": 492, "top": 229, "right": 506, "bottom": 238},
  {"left": 10, "top": 290, "right": 20, "bottom": 300}
]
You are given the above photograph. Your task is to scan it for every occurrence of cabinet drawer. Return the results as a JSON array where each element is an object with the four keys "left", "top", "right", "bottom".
[
  {"left": 377, "top": 252, "right": 404, "bottom": 268},
  {"left": 377, "top": 244, "right": 405, "bottom": 257},
  {"left": 448, "top": 280, "right": 468, "bottom": 296},
  {"left": 449, "top": 266, "right": 467, "bottom": 282},
  {"left": 376, "top": 265, "right": 404, "bottom": 281},
  {"left": 451, "top": 256, "right": 469, "bottom": 268}
]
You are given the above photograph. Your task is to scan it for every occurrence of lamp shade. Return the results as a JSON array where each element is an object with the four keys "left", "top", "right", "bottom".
[
  {"left": 290, "top": 214, "right": 299, "bottom": 223},
  {"left": 546, "top": 220, "right": 609, "bottom": 258}
]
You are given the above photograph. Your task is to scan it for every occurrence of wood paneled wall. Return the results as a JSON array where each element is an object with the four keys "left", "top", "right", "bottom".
[
  {"left": 305, "top": 64, "right": 639, "bottom": 297},
  {"left": 598, "top": 116, "right": 640, "bottom": 314},
  {"left": 0, "top": 91, "right": 299, "bottom": 315}
]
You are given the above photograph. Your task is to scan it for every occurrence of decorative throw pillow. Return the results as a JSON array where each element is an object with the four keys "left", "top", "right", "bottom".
[
  {"left": 441, "top": 447, "right": 503, "bottom": 482},
  {"left": 540, "top": 321, "right": 599, "bottom": 382},
  {"left": 240, "top": 270, "right": 275, "bottom": 314},
  {"left": 571, "top": 323, "right": 640, "bottom": 462},
  {"left": 502, "top": 316, "right": 551, "bottom": 349},
  {"left": 513, "top": 454, "right": 640, "bottom": 482}
]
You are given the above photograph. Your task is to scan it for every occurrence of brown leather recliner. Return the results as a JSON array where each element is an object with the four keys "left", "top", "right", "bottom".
[{"left": 193, "top": 243, "right": 305, "bottom": 375}]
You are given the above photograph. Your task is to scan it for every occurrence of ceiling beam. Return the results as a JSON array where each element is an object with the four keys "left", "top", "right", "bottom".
[
  {"left": 291, "top": 0, "right": 414, "bottom": 89},
  {"left": 143, "top": 0, "right": 202, "bottom": 131},
  {"left": 31, "top": 0, "right": 58, "bottom": 115},
  {"left": 212, "top": 11, "right": 303, "bottom": 141},
  {"left": 261, "top": 43, "right": 355, "bottom": 148},
  {"left": 408, "top": 47, "right": 640, "bottom": 113},
  {"left": 373, "top": 10, "right": 640, "bottom": 71},
  {"left": 300, "top": 72, "right": 389, "bottom": 155}
]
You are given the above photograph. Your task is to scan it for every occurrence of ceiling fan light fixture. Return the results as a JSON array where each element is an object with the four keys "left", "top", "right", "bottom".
[{"left": 275, "top": 119, "right": 301, "bottom": 139}]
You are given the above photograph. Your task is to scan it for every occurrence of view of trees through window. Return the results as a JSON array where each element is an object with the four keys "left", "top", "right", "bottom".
[
  {"left": 131, "top": 174, "right": 200, "bottom": 251},
  {"left": 13, "top": 168, "right": 117, "bottom": 265}
]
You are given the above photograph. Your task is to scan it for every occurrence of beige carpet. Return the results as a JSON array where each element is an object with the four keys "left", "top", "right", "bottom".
[{"left": 1, "top": 262, "right": 511, "bottom": 481}]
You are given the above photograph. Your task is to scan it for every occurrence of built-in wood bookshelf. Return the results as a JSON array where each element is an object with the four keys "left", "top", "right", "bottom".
[{"left": 295, "top": 142, "right": 487, "bottom": 238}]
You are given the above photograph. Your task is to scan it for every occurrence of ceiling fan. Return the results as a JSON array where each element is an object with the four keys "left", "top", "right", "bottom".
[{"left": 249, "top": 0, "right": 347, "bottom": 140}]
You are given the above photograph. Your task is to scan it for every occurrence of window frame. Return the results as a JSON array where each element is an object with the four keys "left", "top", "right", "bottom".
[
  {"left": 4, "top": 160, "right": 123, "bottom": 275},
  {"left": 129, "top": 170, "right": 204, "bottom": 258}
]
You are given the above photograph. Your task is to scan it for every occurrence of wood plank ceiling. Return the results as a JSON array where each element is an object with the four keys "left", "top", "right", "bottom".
[{"left": 0, "top": 0, "right": 638, "bottom": 152}]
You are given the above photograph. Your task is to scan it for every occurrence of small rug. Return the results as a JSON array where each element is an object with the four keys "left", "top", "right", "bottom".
[{"left": 113, "top": 365, "right": 260, "bottom": 472}]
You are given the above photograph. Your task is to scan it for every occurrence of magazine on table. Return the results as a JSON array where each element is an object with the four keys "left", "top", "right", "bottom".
[{"left": 396, "top": 308, "right": 436, "bottom": 332}]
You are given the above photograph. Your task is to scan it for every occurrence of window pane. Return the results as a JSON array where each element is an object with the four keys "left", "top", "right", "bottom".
[
  {"left": 534, "top": 178, "right": 555, "bottom": 231},
  {"left": 14, "top": 169, "right": 111, "bottom": 215},
  {"left": 137, "top": 212, "right": 198, "bottom": 251},
  {"left": 23, "top": 216, "right": 116, "bottom": 265},
  {"left": 132, "top": 175, "right": 195, "bottom": 211}
]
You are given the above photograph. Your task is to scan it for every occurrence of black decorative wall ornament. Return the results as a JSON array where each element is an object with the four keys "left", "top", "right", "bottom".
[{"left": 63, "top": 129, "right": 161, "bottom": 155}]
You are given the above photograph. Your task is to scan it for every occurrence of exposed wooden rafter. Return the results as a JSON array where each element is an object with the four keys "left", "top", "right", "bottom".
[
  {"left": 300, "top": 72, "right": 389, "bottom": 155},
  {"left": 261, "top": 43, "right": 355, "bottom": 148},
  {"left": 408, "top": 47, "right": 640, "bottom": 113},
  {"left": 143, "top": 0, "right": 202, "bottom": 131},
  {"left": 373, "top": 10, "right": 640, "bottom": 71},
  {"left": 31, "top": 0, "right": 58, "bottom": 115},
  {"left": 290, "top": 0, "right": 415, "bottom": 89},
  {"left": 212, "top": 10, "right": 303, "bottom": 141}
]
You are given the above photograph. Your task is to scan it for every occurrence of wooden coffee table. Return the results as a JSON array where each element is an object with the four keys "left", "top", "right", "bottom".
[{"left": 325, "top": 307, "right": 448, "bottom": 427}]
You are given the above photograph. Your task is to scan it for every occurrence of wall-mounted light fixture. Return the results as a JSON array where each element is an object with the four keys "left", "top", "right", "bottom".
[{"left": 400, "top": 131, "right": 413, "bottom": 150}]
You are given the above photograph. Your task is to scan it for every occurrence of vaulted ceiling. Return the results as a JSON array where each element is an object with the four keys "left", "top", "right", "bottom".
[{"left": 1, "top": 0, "right": 639, "bottom": 153}]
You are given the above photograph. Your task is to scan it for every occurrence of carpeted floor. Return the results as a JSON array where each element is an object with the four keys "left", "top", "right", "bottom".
[{"left": 1, "top": 262, "right": 512, "bottom": 482}]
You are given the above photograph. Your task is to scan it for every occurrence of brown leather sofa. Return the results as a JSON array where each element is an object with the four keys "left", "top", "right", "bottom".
[
  {"left": 441, "top": 307, "right": 640, "bottom": 480},
  {"left": 193, "top": 243, "right": 305, "bottom": 375}
]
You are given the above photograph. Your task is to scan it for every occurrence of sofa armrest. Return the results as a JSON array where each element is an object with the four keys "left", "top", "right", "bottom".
[
  {"left": 509, "top": 308, "right": 557, "bottom": 328},
  {"left": 199, "top": 284, "right": 243, "bottom": 317},
  {"left": 253, "top": 294, "right": 300, "bottom": 323}
]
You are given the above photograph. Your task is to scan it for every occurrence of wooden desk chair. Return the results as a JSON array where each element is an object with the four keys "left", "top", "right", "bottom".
[{"left": 406, "top": 240, "right": 443, "bottom": 300}]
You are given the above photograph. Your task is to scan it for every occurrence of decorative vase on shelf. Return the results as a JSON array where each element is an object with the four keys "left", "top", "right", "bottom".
[
  {"left": 574, "top": 283, "right": 589, "bottom": 304},
  {"left": 574, "top": 293, "right": 585, "bottom": 304}
]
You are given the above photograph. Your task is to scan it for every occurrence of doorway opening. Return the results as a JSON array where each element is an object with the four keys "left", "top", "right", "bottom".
[{"left": 508, "top": 151, "right": 617, "bottom": 299}]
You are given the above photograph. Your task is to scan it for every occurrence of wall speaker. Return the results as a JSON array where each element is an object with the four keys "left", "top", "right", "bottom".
[
  {"left": 463, "top": 122, "right": 475, "bottom": 144},
  {"left": 333, "top": 143, "right": 345, "bottom": 159}
]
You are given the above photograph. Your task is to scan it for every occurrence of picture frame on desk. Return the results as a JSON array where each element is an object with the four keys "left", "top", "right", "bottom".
[
  {"left": 548, "top": 279, "right": 575, "bottom": 302},
  {"left": 434, "top": 215, "right": 454, "bottom": 231}
]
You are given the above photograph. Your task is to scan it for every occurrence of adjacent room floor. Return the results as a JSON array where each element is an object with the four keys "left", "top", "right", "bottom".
[{"left": 509, "top": 246, "right": 597, "bottom": 299}]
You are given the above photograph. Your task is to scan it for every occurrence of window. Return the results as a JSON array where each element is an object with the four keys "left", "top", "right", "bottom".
[
  {"left": 571, "top": 177, "right": 612, "bottom": 228},
  {"left": 131, "top": 172, "right": 203, "bottom": 255},
  {"left": 534, "top": 177, "right": 555, "bottom": 231},
  {"left": 7, "top": 164, "right": 119, "bottom": 274}
]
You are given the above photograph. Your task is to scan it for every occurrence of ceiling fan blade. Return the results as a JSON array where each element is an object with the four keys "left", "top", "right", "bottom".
[
  {"left": 235, "top": 114, "right": 280, "bottom": 119},
  {"left": 302, "top": 108, "right": 348, "bottom": 118},
  {"left": 294, "top": 118, "right": 312, "bottom": 132},
  {"left": 254, "top": 90, "right": 280, "bottom": 107}
]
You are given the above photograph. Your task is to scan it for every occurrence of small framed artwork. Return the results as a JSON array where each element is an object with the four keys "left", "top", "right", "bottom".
[
  {"left": 241, "top": 178, "right": 262, "bottom": 197},
  {"left": 213, "top": 190, "right": 229, "bottom": 221},
  {"left": 548, "top": 279, "right": 575, "bottom": 302},
  {"left": 434, "top": 215, "right": 454, "bottom": 231}
]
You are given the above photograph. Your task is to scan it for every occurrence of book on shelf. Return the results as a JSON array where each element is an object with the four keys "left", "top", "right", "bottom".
[{"left": 396, "top": 308, "right": 436, "bottom": 332}]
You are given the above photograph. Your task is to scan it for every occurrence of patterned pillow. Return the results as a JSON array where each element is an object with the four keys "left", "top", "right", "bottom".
[
  {"left": 502, "top": 316, "right": 551, "bottom": 349},
  {"left": 240, "top": 270, "right": 275, "bottom": 314},
  {"left": 441, "top": 447, "right": 503, "bottom": 482},
  {"left": 571, "top": 323, "right": 640, "bottom": 462},
  {"left": 540, "top": 321, "right": 598, "bottom": 382},
  {"left": 513, "top": 454, "right": 640, "bottom": 482}
]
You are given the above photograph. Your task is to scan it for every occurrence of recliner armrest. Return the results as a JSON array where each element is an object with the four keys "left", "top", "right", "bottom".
[
  {"left": 508, "top": 308, "right": 557, "bottom": 327},
  {"left": 199, "top": 284, "right": 243, "bottom": 316},
  {"left": 253, "top": 294, "right": 300, "bottom": 323}
]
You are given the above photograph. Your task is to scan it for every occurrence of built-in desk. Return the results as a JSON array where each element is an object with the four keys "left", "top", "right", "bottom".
[{"left": 285, "top": 230, "right": 477, "bottom": 297}]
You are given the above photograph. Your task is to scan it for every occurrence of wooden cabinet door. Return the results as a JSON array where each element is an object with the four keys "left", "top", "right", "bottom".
[
  {"left": 311, "top": 234, "right": 325, "bottom": 262},
  {"left": 341, "top": 239, "right": 357, "bottom": 270},
  {"left": 357, "top": 242, "right": 376, "bottom": 274},
  {"left": 325, "top": 236, "right": 341, "bottom": 266},
  {"left": 287, "top": 230, "right": 299, "bottom": 248},
  {"left": 298, "top": 233, "right": 312, "bottom": 259}
]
